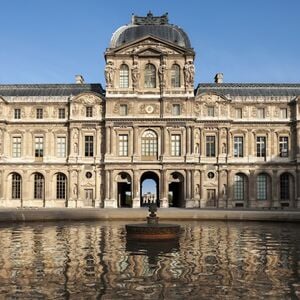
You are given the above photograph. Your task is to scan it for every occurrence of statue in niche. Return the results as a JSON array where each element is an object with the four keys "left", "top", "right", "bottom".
[
  {"left": 195, "top": 143, "right": 199, "bottom": 154},
  {"left": 223, "top": 184, "right": 227, "bottom": 196},
  {"left": 73, "top": 128, "right": 78, "bottom": 140},
  {"left": 222, "top": 143, "right": 227, "bottom": 154},
  {"left": 184, "top": 61, "right": 195, "bottom": 86},
  {"left": 104, "top": 61, "right": 115, "bottom": 87},
  {"left": 74, "top": 142, "right": 78, "bottom": 153},
  {"left": 73, "top": 183, "right": 78, "bottom": 197},
  {"left": 131, "top": 61, "right": 140, "bottom": 88},
  {"left": 195, "top": 184, "right": 200, "bottom": 195},
  {"left": 158, "top": 60, "right": 166, "bottom": 86}
]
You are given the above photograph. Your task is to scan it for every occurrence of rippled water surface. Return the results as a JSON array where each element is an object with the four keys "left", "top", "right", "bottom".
[{"left": 0, "top": 221, "right": 299, "bottom": 299}]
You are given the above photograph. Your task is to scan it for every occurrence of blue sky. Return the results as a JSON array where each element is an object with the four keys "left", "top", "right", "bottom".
[{"left": 0, "top": 0, "right": 299, "bottom": 85}]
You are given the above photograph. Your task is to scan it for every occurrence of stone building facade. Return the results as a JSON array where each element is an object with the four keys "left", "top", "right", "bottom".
[{"left": 0, "top": 12, "right": 300, "bottom": 209}]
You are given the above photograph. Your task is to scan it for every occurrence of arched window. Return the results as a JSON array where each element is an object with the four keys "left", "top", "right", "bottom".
[
  {"left": 119, "top": 64, "right": 129, "bottom": 88},
  {"left": 144, "top": 64, "right": 156, "bottom": 88},
  {"left": 56, "top": 173, "right": 67, "bottom": 199},
  {"left": 171, "top": 64, "right": 180, "bottom": 87},
  {"left": 234, "top": 174, "right": 245, "bottom": 201},
  {"left": 12, "top": 173, "right": 21, "bottom": 199},
  {"left": 34, "top": 173, "right": 44, "bottom": 199},
  {"left": 280, "top": 173, "right": 290, "bottom": 200},
  {"left": 257, "top": 174, "right": 267, "bottom": 200},
  {"left": 142, "top": 130, "right": 158, "bottom": 157}
]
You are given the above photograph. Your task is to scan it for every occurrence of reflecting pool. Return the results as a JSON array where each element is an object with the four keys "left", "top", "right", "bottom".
[{"left": 0, "top": 221, "right": 299, "bottom": 299}]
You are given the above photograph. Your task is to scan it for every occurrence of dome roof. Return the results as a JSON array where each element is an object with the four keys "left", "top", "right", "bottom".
[{"left": 109, "top": 12, "right": 192, "bottom": 49}]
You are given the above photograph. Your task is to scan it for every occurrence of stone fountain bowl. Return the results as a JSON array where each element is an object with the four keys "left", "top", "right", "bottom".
[{"left": 125, "top": 223, "right": 181, "bottom": 240}]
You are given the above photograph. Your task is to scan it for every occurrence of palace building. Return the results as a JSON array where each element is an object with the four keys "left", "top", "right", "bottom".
[{"left": 0, "top": 12, "right": 300, "bottom": 209}]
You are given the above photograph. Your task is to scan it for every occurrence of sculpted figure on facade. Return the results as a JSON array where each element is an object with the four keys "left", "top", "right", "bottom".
[
  {"left": 104, "top": 61, "right": 115, "bottom": 87},
  {"left": 158, "top": 59, "right": 166, "bottom": 87},
  {"left": 184, "top": 61, "right": 195, "bottom": 87},
  {"left": 131, "top": 61, "right": 140, "bottom": 88}
]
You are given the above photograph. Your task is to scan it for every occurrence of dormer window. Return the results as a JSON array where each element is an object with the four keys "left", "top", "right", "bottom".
[
  {"left": 86, "top": 106, "right": 93, "bottom": 117},
  {"left": 14, "top": 108, "right": 21, "bottom": 119},
  {"left": 144, "top": 63, "right": 156, "bottom": 88},
  {"left": 36, "top": 108, "right": 43, "bottom": 119},
  {"left": 207, "top": 106, "right": 215, "bottom": 117}
]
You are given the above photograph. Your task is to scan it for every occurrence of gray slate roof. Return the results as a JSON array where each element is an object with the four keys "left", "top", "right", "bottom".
[
  {"left": 196, "top": 83, "right": 300, "bottom": 97},
  {"left": 0, "top": 84, "right": 104, "bottom": 97}
]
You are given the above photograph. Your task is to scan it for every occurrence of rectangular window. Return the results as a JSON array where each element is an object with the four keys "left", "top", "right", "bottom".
[
  {"left": 206, "top": 136, "right": 216, "bottom": 157},
  {"left": 14, "top": 109, "right": 21, "bottom": 119},
  {"left": 85, "top": 136, "right": 94, "bottom": 157},
  {"left": 86, "top": 107, "right": 93, "bottom": 117},
  {"left": 280, "top": 108, "right": 288, "bottom": 119},
  {"left": 35, "top": 136, "right": 44, "bottom": 157},
  {"left": 256, "top": 136, "right": 266, "bottom": 157},
  {"left": 36, "top": 108, "right": 43, "bottom": 119},
  {"left": 120, "top": 104, "right": 128, "bottom": 116},
  {"left": 171, "top": 134, "right": 181, "bottom": 156},
  {"left": 234, "top": 136, "right": 243, "bottom": 157},
  {"left": 257, "top": 108, "right": 265, "bottom": 119},
  {"left": 207, "top": 106, "right": 215, "bottom": 117},
  {"left": 119, "top": 134, "right": 128, "bottom": 156},
  {"left": 172, "top": 104, "right": 181, "bottom": 116},
  {"left": 57, "top": 137, "right": 66, "bottom": 157},
  {"left": 58, "top": 108, "right": 66, "bottom": 119},
  {"left": 12, "top": 137, "right": 21, "bottom": 158},
  {"left": 279, "top": 136, "right": 288, "bottom": 157},
  {"left": 235, "top": 108, "right": 242, "bottom": 119}
]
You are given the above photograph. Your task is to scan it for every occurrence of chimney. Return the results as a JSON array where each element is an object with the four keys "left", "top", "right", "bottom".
[
  {"left": 75, "top": 75, "right": 85, "bottom": 84},
  {"left": 214, "top": 73, "right": 223, "bottom": 84}
]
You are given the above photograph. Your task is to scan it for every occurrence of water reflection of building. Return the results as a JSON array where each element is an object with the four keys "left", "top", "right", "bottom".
[
  {"left": 0, "top": 12, "right": 300, "bottom": 210},
  {"left": 0, "top": 222, "right": 299, "bottom": 298}
]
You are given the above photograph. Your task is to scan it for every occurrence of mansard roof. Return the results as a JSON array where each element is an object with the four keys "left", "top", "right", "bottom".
[
  {"left": 196, "top": 83, "right": 300, "bottom": 97},
  {"left": 109, "top": 12, "right": 192, "bottom": 49},
  {"left": 0, "top": 84, "right": 105, "bottom": 97}
]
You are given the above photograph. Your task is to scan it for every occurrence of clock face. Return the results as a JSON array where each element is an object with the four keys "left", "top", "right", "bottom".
[{"left": 145, "top": 105, "right": 154, "bottom": 114}]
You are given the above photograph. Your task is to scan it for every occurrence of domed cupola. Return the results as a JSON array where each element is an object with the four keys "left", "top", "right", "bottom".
[{"left": 109, "top": 12, "right": 192, "bottom": 49}]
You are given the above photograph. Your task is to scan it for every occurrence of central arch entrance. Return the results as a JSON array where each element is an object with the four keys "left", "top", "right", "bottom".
[
  {"left": 168, "top": 172, "right": 184, "bottom": 207},
  {"left": 117, "top": 172, "right": 132, "bottom": 208},
  {"left": 140, "top": 171, "right": 159, "bottom": 207}
]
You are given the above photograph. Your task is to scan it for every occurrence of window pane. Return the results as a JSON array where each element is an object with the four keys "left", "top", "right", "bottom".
[
  {"left": 14, "top": 109, "right": 21, "bottom": 119},
  {"left": 234, "top": 174, "right": 245, "bottom": 200},
  {"left": 57, "top": 137, "right": 66, "bottom": 157},
  {"left": 171, "top": 134, "right": 181, "bottom": 156},
  {"left": 120, "top": 64, "right": 129, "bottom": 88},
  {"left": 256, "top": 136, "right": 266, "bottom": 157},
  {"left": 12, "top": 173, "right": 21, "bottom": 199},
  {"left": 142, "top": 130, "right": 157, "bottom": 157},
  {"left": 257, "top": 174, "right": 267, "bottom": 200},
  {"left": 36, "top": 109, "right": 43, "bottom": 119},
  {"left": 235, "top": 108, "right": 242, "bottom": 118},
  {"left": 280, "top": 108, "right": 287, "bottom": 119},
  {"left": 171, "top": 64, "right": 180, "bottom": 88},
  {"left": 172, "top": 104, "right": 180, "bottom": 116},
  {"left": 58, "top": 108, "right": 65, "bottom": 119},
  {"left": 206, "top": 136, "right": 215, "bottom": 157},
  {"left": 234, "top": 136, "right": 243, "bottom": 157},
  {"left": 120, "top": 104, "right": 128, "bottom": 116},
  {"left": 144, "top": 64, "right": 156, "bottom": 88},
  {"left": 34, "top": 173, "right": 44, "bottom": 199},
  {"left": 85, "top": 136, "right": 94, "bottom": 157},
  {"left": 56, "top": 173, "right": 66, "bottom": 199},
  {"left": 280, "top": 174, "right": 290, "bottom": 200},
  {"left": 207, "top": 107, "right": 214, "bottom": 117},
  {"left": 119, "top": 134, "right": 128, "bottom": 156},
  {"left": 86, "top": 107, "right": 93, "bottom": 117},
  {"left": 12, "top": 137, "right": 21, "bottom": 158},
  {"left": 35, "top": 136, "right": 44, "bottom": 157},
  {"left": 279, "top": 136, "right": 288, "bottom": 157}
]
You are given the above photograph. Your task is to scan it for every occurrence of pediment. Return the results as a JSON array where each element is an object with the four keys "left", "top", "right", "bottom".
[
  {"left": 112, "top": 35, "right": 189, "bottom": 56},
  {"left": 196, "top": 92, "right": 230, "bottom": 103},
  {"left": 72, "top": 92, "right": 103, "bottom": 105}
]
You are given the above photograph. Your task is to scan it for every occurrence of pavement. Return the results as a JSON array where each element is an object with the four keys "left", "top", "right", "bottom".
[{"left": 0, "top": 207, "right": 300, "bottom": 223}]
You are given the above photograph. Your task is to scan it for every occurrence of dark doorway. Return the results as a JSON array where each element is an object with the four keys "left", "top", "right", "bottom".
[
  {"left": 168, "top": 172, "right": 184, "bottom": 207},
  {"left": 140, "top": 171, "right": 159, "bottom": 207},
  {"left": 117, "top": 172, "right": 132, "bottom": 207}
]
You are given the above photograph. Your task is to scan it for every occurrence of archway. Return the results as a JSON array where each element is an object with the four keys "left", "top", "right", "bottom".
[
  {"left": 140, "top": 171, "right": 159, "bottom": 207},
  {"left": 117, "top": 172, "right": 132, "bottom": 208},
  {"left": 168, "top": 172, "right": 184, "bottom": 207}
]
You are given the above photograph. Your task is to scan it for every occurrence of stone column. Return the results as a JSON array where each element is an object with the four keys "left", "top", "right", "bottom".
[
  {"left": 104, "top": 170, "right": 110, "bottom": 206},
  {"left": 105, "top": 126, "right": 111, "bottom": 155},
  {"left": 226, "top": 169, "right": 233, "bottom": 208},
  {"left": 186, "top": 170, "right": 195, "bottom": 208},
  {"left": 96, "top": 127, "right": 101, "bottom": 159},
  {"left": 159, "top": 170, "right": 168, "bottom": 208},
  {"left": 200, "top": 170, "right": 205, "bottom": 208},
  {"left": 133, "top": 126, "right": 138, "bottom": 158},
  {"left": 132, "top": 170, "right": 140, "bottom": 208},
  {"left": 186, "top": 127, "right": 191, "bottom": 154},
  {"left": 272, "top": 169, "right": 279, "bottom": 208},
  {"left": 190, "top": 126, "right": 195, "bottom": 155},
  {"left": 249, "top": 170, "right": 256, "bottom": 208},
  {"left": 95, "top": 168, "right": 101, "bottom": 208},
  {"left": 163, "top": 127, "right": 168, "bottom": 157}
]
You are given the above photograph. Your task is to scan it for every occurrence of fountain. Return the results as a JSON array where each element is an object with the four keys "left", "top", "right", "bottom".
[{"left": 125, "top": 203, "right": 181, "bottom": 240}]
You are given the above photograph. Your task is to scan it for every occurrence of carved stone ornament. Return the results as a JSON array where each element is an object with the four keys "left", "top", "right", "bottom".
[
  {"left": 220, "top": 104, "right": 227, "bottom": 116},
  {"left": 251, "top": 107, "right": 257, "bottom": 117},
  {"left": 139, "top": 104, "right": 158, "bottom": 114},
  {"left": 74, "top": 94, "right": 101, "bottom": 105},
  {"left": 166, "top": 103, "right": 172, "bottom": 113},
  {"left": 131, "top": 61, "right": 140, "bottom": 88},
  {"left": 194, "top": 102, "right": 201, "bottom": 116}
]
